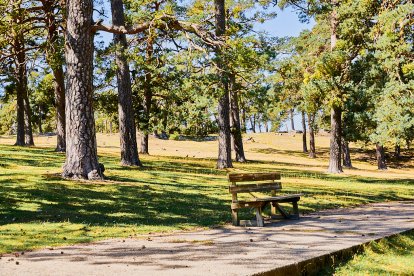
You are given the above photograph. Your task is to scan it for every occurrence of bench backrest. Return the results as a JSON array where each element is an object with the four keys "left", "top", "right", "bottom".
[{"left": 228, "top": 172, "right": 282, "bottom": 201}]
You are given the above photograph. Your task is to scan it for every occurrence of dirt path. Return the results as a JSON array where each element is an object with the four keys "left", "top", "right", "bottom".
[{"left": 1, "top": 201, "right": 414, "bottom": 276}]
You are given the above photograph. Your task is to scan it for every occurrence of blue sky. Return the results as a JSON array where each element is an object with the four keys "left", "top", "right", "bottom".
[{"left": 256, "top": 6, "right": 315, "bottom": 37}]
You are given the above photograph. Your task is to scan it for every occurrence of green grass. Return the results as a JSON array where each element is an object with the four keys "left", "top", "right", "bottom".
[
  {"left": 325, "top": 230, "right": 414, "bottom": 275},
  {"left": 0, "top": 144, "right": 413, "bottom": 254}
]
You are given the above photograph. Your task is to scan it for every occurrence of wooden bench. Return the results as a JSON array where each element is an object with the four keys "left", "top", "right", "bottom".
[{"left": 228, "top": 172, "right": 301, "bottom": 227}]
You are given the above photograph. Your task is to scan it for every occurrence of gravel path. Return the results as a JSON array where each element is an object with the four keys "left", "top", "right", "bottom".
[{"left": 1, "top": 201, "right": 414, "bottom": 276}]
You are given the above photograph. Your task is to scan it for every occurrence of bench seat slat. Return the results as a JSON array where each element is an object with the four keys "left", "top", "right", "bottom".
[
  {"left": 231, "top": 194, "right": 302, "bottom": 210},
  {"left": 228, "top": 172, "right": 281, "bottom": 182},
  {"left": 251, "top": 194, "right": 302, "bottom": 202},
  {"left": 229, "top": 182, "right": 282, "bottom": 193}
]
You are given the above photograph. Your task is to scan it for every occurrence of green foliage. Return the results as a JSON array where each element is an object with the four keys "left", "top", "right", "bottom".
[{"left": 0, "top": 101, "right": 15, "bottom": 135}]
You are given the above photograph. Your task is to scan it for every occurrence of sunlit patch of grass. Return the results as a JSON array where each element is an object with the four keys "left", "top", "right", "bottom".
[
  {"left": 0, "top": 143, "right": 413, "bottom": 254},
  {"left": 328, "top": 230, "right": 414, "bottom": 275}
]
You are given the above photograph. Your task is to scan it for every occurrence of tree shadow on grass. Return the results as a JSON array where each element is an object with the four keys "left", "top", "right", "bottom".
[
  {"left": 0, "top": 176, "right": 230, "bottom": 227},
  {"left": 1, "top": 143, "right": 414, "bottom": 254}
]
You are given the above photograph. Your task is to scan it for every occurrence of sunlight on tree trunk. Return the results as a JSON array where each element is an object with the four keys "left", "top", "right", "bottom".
[
  {"left": 376, "top": 143, "right": 387, "bottom": 170},
  {"left": 215, "top": 0, "right": 232, "bottom": 169},
  {"left": 229, "top": 74, "right": 246, "bottom": 162},
  {"left": 111, "top": 0, "right": 142, "bottom": 166},
  {"left": 308, "top": 113, "right": 316, "bottom": 159},
  {"left": 63, "top": 0, "right": 103, "bottom": 180},
  {"left": 301, "top": 111, "right": 308, "bottom": 153}
]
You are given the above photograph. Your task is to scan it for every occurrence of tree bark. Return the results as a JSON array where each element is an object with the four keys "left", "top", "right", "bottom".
[
  {"left": 139, "top": 34, "right": 154, "bottom": 155},
  {"left": 215, "top": 0, "right": 232, "bottom": 169},
  {"left": 111, "top": 0, "right": 142, "bottom": 166},
  {"left": 258, "top": 116, "right": 262, "bottom": 133},
  {"left": 23, "top": 89, "right": 34, "bottom": 145},
  {"left": 241, "top": 107, "right": 246, "bottom": 133},
  {"left": 63, "top": 0, "right": 103, "bottom": 180},
  {"left": 10, "top": 0, "right": 25, "bottom": 146},
  {"left": 308, "top": 113, "right": 316, "bottom": 158},
  {"left": 290, "top": 109, "right": 295, "bottom": 131},
  {"left": 328, "top": 107, "right": 343, "bottom": 173},
  {"left": 14, "top": 39, "right": 26, "bottom": 146},
  {"left": 328, "top": 0, "right": 342, "bottom": 174},
  {"left": 140, "top": 133, "right": 149, "bottom": 154},
  {"left": 342, "top": 138, "right": 352, "bottom": 168},
  {"left": 394, "top": 145, "right": 401, "bottom": 159},
  {"left": 229, "top": 74, "right": 246, "bottom": 162},
  {"left": 250, "top": 115, "right": 256, "bottom": 133},
  {"left": 43, "top": 0, "right": 66, "bottom": 152},
  {"left": 53, "top": 66, "right": 66, "bottom": 152},
  {"left": 376, "top": 143, "right": 387, "bottom": 170},
  {"left": 38, "top": 106, "right": 43, "bottom": 134},
  {"left": 301, "top": 111, "right": 308, "bottom": 153}
]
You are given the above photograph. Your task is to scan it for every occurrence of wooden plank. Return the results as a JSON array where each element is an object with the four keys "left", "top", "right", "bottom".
[
  {"left": 229, "top": 182, "right": 282, "bottom": 193},
  {"left": 231, "top": 201, "right": 266, "bottom": 209},
  {"left": 251, "top": 194, "right": 301, "bottom": 202},
  {"left": 228, "top": 172, "right": 281, "bottom": 182},
  {"left": 232, "top": 195, "right": 301, "bottom": 209}
]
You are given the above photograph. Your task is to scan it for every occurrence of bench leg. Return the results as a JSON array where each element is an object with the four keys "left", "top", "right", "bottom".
[
  {"left": 271, "top": 203, "right": 276, "bottom": 216},
  {"left": 292, "top": 201, "right": 299, "bottom": 219},
  {"left": 273, "top": 203, "right": 289, "bottom": 219},
  {"left": 232, "top": 209, "right": 239, "bottom": 226},
  {"left": 255, "top": 208, "right": 264, "bottom": 227}
]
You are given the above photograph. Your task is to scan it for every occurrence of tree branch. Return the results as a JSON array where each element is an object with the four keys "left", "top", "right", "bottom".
[{"left": 91, "top": 14, "right": 225, "bottom": 48}]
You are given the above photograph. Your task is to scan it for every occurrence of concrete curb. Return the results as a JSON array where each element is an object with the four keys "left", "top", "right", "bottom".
[{"left": 253, "top": 229, "right": 414, "bottom": 276}]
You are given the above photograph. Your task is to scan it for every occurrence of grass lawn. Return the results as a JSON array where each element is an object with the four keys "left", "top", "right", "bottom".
[
  {"left": 0, "top": 133, "right": 413, "bottom": 255},
  {"left": 327, "top": 230, "right": 414, "bottom": 275}
]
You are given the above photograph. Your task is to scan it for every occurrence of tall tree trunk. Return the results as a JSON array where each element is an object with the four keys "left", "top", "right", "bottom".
[
  {"left": 229, "top": 74, "right": 246, "bottom": 162},
  {"left": 252, "top": 115, "right": 256, "bottom": 133},
  {"left": 301, "top": 111, "right": 308, "bottom": 153},
  {"left": 328, "top": 107, "right": 343, "bottom": 173},
  {"left": 23, "top": 87, "right": 34, "bottom": 145},
  {"left": 215, "top": 0, "right": 232, "bottom": 169},
  {"left": 38, "top": 106, "right": 43, "bottom": 134},
  {"left": 241, "top": 107, "right": 246, "bottom": 133},
  {"left": 376, "top": 143, "right": 387, "bottom": 170},
  {"left": 394, "top": 145, "right": 401, "bottom": 159},
  {"left": 111, "top": 0, "right": 141, "bottom": 166},
  {"left": 258, "top": 116, "right": 262, "bottom": 133},
  {"left": 11, "top": 0, "right": 25, "bottom": 146},
  {"left": 290, "top": 109, "right": 295, "bottom": 131},
  {"left": 53, "top": 66, "right": 66, "bottom": 152},
  {"left": 342, "top": 138, "right": 352, "bottom": 168},
  {"left": 43, "top": 0, "right": 66, "bottom": 152},
  {"left": 63, "top": 0, "right": 103, "bottom": 180},
  {"left": 15, "top": 46, "right": 26, "bottom": 146},
  {"left": 308, "top": 113, "right": 316, "bottom": 158},
  {"left": 328, "top": 0, "right": 342, "bottom": 174},
  {"left": 139, "top": 35, "right": 154, "bottom": 155}
]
